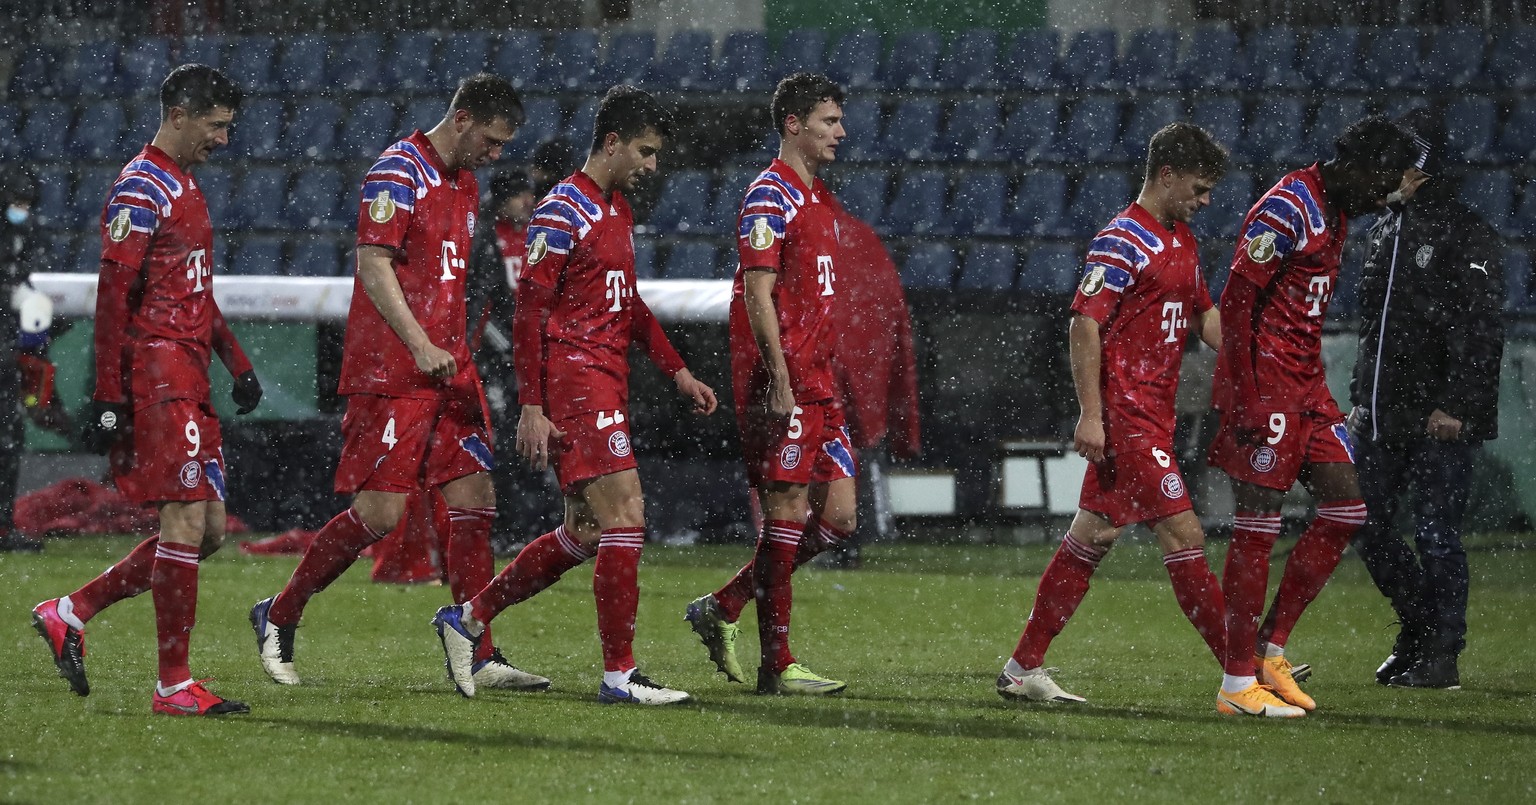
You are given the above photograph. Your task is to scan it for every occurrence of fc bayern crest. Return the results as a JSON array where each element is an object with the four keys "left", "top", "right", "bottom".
[
  {"left": 608, "top": 431, "right": 632, "bottom": 458},
  {"left": 179, "top": 461, "right": 203, "bottom": 488},
  {"left": 1160, "top": 472, "right": 1184, "bottom": 499},
  {"left": 1250, "top": 446, "right": 1278, "bottom": 473},
  {"left": 780, "top": 444, "right": 802, "bottom": 469}
]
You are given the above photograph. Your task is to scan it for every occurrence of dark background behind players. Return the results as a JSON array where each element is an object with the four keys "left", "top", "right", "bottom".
[{"left": 0, "top": 170, "right": 45, "bottom": 552}]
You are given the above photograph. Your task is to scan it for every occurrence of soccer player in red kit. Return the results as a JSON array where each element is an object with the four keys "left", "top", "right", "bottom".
[
  {"left": 433, "top": 86, "right": 717, "bottom": 704},
  {"left": 32, "top": 65, "right": 259, "bottom": 715},
  {"left": 683, "top": 73, "right": 855, "bottom": 696},
  {"left": 997, "top": 123, "right": 1246, "bottom": 708},
  {"left": 251, "top": 74, "right": 547, "bottom": 693},
  {"left": 1209, "top": 116, "right": 1419, "bottom": 716}
]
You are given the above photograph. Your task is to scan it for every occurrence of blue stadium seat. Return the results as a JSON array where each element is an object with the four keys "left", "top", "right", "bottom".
[
  {"left": 645, "top": 170, "right": 714, "bottom": 234},
  {"left": 1001, "top": 97, "right": 1062, "bottom": 162},
  {"left": 70, "top": 100, "right": 125, "bottom": 160},
  {"left": 1196, "top": 168, "right": 1254, "bottom": 244},
  {"left": 75, "top": 236, "right": 104, "bottom": 274},
  {"left": 282, "top": 100, "right": 343, "bottom": 160},
  {"left": 900, "top": 243, "right": 957, "bottom": 290},
  {"left": 826, "top": 30, "right": 881, "bottom": 90},
  {"left": 197, "top": 166, "right": 232, "bottom": 229},
  {"left": 1503, "top": 247, "right": 1532, "bottom": 312},
  {"left": 398, "top": 99, "right": 444, "bottom": 139},
  {"left": 1488, "top": 26, "right": 1536, "bottom": 91},
  {"left": 883, "top": 29, "right": 941, "bottom": 90},
  {"left": 506, "top": 98, "right": 562, "bottom": 162},
  {"left": 1460, "top": 170, "right": 1515, "bottom": 238},
  {"left": 1497, "top": 99, "right": 1536, "bottom": 162},
  {"left": 1058, "top": 29, "right": 1116, "bottom": 90},
  {"left": 1113, "top": 96, "right": 1182, "bottom": 164},
  {"left": 436, "top": 31, "right": 493, "bottom": 89},
  {"left": 934, "top": 98, "right": 1000, "bottom": 162},
  {"left": 1067, "top": 170, "right": 1133, "bottom": 238},
  {"left": 1421, "top": 26, "right": 1485, "bottom": 88},
  {"left": 72, "top": 167, "right": 120, "bottom": 225},
  {"left": 663, "top": 242, "right": 719, "bottom": 279},
  {"left": 230, "top": 235, "right": 286, "bottom": 276},
  {"left": 178, "top": 35, "right": 225, "bottom": 71},
  {"left": 834, "top": 97, "right": 883, "bottom": 162},
  {"left": 1203, "top": 245, "right": 1232, "bottom": 301},
  {"left": 1300, "top": 27, "right": 1365, "bottom": 91},
  {"left": 233, "top": 98, "right": 285, "bottom": 160},
  {"left": 1116, "top": 28, "right": 1178, "bottom": 91},
  {"left": 288, "top": 237, "right": 343, "bottom": 277},
  {"left": 493, "top": 31, "right": 543, "bottom": 90},
  {"left": 229, "top": 167, "right": 288, "bottom": 229},
  {"left": 772, "top": 29, "right": 827, "bottom": 78},
  {"left": 707, "top": 167, "right": 758, "bottom": 231},
  {"left": 938, "top": 29, "right": 998, "bottom": 90},
  {"left": 119, "top": 37, "right": 169, "bottom": 96},
  {"left": 0, "top": 104, "right": 20, "bottom": 161},
  {"left": 9, "top": 45, "right": 61, "bottom": 98},
  {"left": 1238, "top": 97, "right": 1306, "bottom": 166},
  {"left": 877, "top": 99, "right": 940, "bottom": 161},
  {"left": 957, "top": 243, "right": 1017, "bottom": 290},
  {"left": 717, "top": 31, "right": 770, "bottom": 92},
  {"left": 339, "top": 98, "right": 400, "bottom": 161},
  {"left": 1245, "top": 26, "right": 1304, "bottom": 90},
  {"left": 1005, "top": 169, "right": 1071, "bottom": 238},
  {"left": 69, "top": 40, "right": 120, "bottom": 97},
  {"left": 1001, "top": 28, "right": 1060, "bottom": 91},
  {"left": 934, "top": 169, "right": 1007, "bottom": 237},
  {"left": 564, "top": 98, "right": 600, "bottom": 150},
  {"left": 1304, "top": 97, "right": 1368, "bottom": 164},
  {"left": 324, "top": 33, "right": 380, "bottom": 92},
  {"left": 42, "top": 233, "right": 73, "bottom": 273},
  {"left": 1443, "top": 98, "right": 1498, "bottom": 165},
  {"left": 224, "top": 35, "right": 277, "bottom": 94},
  {"left": 649, "top": 29, "right": 715, "bottom": 89},
  {"left": 835, "top": 168, "right": 891, "bottom": 224},
  {"left": 287, "top": 167, "right": 346, "bottom": 230},
  {"left": 123, "top": 100, "right": 161, "bottom": 148},
  {"left": 1518, "top": 185, "right": 1536, "bottom": 241},
  {"left": 596, "top": 32, "right": 655, "bottom": 87},
  {"left": 276, "top": 35, "right": 328, "bottom": 93},
  {"left": 633, "top": 237, "right": 657, "bottom": 279},
  {"left": 1380, "top": 96, "right": 1429, "bottom": 122},
  {"left": 388, "top": 32, "right": 441, "bottom": 93},
  {"left": 35, "top": 167, "right": 73, "bottom": 230},
  {"left": 19, "top": 101, "right": 72, "bottom": 161},
  {"left": 1329, "top": 240, "right": 1364, "bottom": 320},
  {"left": 1177, "top": 24, "right": 1239, "bottom": 91},
  {"left": 880, "top": 169, "right": 947, "bottom": 236},
  {"left": 1018, "top": 244, "right": 1081, "bottom": 296},
  {"left": 1360, "top": 27, "right": 1424, "bottom": 89},
  {"left": 540, "top": 31, "right": 599, "bottom": 90},
  {"left": 1058, "top": 97, "right": 1120, "bottom": 162}
]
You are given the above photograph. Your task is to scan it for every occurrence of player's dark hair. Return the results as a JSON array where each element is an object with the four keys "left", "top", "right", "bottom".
[
  {"left": 1144, "top": 122, "right": 1228, "bottom": 183},
  {"left": 771, "top": 72, "right": 844, "bottom": 137},
  {"left": 590, "top": 85, "right": 673, "bottom": 153},
  {"left": 1333, "top": 115, "right": 1419, "bottom": 172},
  {"left": 160, "top": 64, "right": 242, "bottom": 118},
  {"left": 448, "top": 73, "right": 526, "bottom": 128}
]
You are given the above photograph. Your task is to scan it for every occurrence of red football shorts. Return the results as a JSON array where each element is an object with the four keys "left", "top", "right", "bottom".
[
  {"left": 738, "top": 401, "right": 858, "bottom": 488},
  {"left": 110, "top": 398, "right": 226, "bottom": 505},
  {"left": 1208, "top": 411, "right": 1355, "bottom": 492},
  {"left": 552, "top": 407, "right": 637, "bottom": 495},
  {"left": 1079, "top": 445, "right": 1193, "bottom": 528},
  {"left": 335, "top": 394, "right": 494, "bottom": 495}
]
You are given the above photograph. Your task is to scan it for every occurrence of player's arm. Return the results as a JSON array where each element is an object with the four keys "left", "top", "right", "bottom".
[
  {"left": 510, "top": 273, "right": 564, "bottom": 469},
  {"left": 742, "top": 268, "right": 795, "bottom": 418},
  {"left": 1434, "top": 221, "right": 1505, "bottom": 440},
  {"left": 210, "top": 299, "right": 262, "bottom": 414},
  {"left": 1068, "top": 313, "right": 1107, "bottom": 463},
  {"left": 631, "top": 295, "right": 716, "bottom": 415},
  {"left": 355, "top": 244, "right": 455, "bottom": 379},
  {"left": 1220, "top": 201, "right": 1300, "bottom": 428},
  {"left": 1197, "top": 307, "right": 1221, "bottom": 351},
  {"left": 1216, "top": 271, "right": 1266, "bottom": 432}
]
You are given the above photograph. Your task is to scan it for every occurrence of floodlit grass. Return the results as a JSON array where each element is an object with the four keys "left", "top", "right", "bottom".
[{"left": 3, "top": 535, "right": 1533, "bottom": 802}]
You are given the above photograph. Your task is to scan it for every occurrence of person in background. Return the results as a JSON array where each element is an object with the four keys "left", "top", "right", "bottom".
[{"left": 0, "top": 169, "right": 45, "bottom": 553}]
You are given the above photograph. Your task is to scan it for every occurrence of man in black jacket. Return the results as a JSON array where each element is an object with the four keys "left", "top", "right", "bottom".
[
  {"left": 0, "top": 169, "right": 44, "bottom": 553},
  {"left": 1348, "top": 109, "right": 1505, "bottom": 689}
]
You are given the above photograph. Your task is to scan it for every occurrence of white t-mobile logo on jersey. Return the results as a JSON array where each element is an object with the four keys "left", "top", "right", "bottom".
[
  {"left": 1160, "top": 301, "right": 1187, "bottom": 343},
  {"left": 440, "top": 240, "right": 464, "bottom": 281},
  {"left": 817, "top": 255, "right": 835, "bottom": 297},
  {"left": 185, "top": 248, "right": 209, "bottom": 292},
  {"left": 605, "top": 270, "right": 632, "bottom": 312},
  {"left": 1305, "top": 276, "right": 1333, "bottom": 317}
]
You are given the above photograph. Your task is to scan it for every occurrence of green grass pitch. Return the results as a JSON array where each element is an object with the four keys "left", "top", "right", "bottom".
[{"left": 3, "top": 535, "right": 1533, "bottom": 802}]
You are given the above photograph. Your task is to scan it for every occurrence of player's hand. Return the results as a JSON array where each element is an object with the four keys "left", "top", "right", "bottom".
[
  {"left": 764, "top": 375, "right": 795, "bottom": 419},
  {"left": 79, "top": 400, "right": 128, "bottom": 455},
  {"left": 1074, "top": 414, "right": 1106, "bottom": 463},
  {"left": 673, "top": 369, "right": 717, "bottom": 416},
  {"left": 412, "top": 342, "right": 457, "bottom": 380},
  {"left": 232, "top": 370, "right": 263, "bottom": 415},
  {"left": 1426, "top": 408, "right": 1463, "bottom": 441},
  {"left": 516, "top": 404, "right": 565, "bottom": 471}
]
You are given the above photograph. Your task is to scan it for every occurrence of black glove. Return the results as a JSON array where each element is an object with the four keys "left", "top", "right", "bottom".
[
  {"left": 79, "top": 400, "right": 129, "bottom": 455},
  {"left": 232, "top": 370, "right": 263, "bottom": 415}
]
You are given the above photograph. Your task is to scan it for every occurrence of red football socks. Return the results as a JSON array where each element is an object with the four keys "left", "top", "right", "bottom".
[
  {"left": 593, "top": 528, "right": 644, "bottom": 673},
  {"left": 445, "top": 506, "right": 497, "bottom": 663},
  {"left": 152, "top": 541, "right": 201, "bottom": 688},
  {"left": 753, "top": 519, "right": 806, "bottom": 673},
  {"left": 712, "top": 516, "right": 849, "bottom": 622},
  {"left": 1011, "top": 534, "right": 1109, "bottom": 669},
  {"left": 1258, "top": 501, "right": 1367, "bottom": 649},
  {"left": 69, "top": 535, "right": 158, "bottom": 623},
  {"left": 1221, "top": 512, "right": 1282, "bottom": 676},
  {"left": 268, "top": 508, "right": 385, "bottom": 626},
  {"left": 471, "top": 526, "right": 593, "bottom": 624},
  {"left": 1163, "top": 547, "right": 1227, "bottom": 662}
]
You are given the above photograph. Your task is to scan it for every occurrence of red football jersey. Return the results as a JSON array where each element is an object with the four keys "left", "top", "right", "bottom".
[
  {"left": 1072, "top": 203, "right": 1212, "bottom": 453},
  {"left": 1213, "top": 164, "right": 1345, "bottom": 417},
  {"left": 494, "top": 219, "right": 527, "bottom": 292},
  {"left": 97, "top": 145, "right": 220, "bottom": 408},
  {"left": 342, "top": 131, "right": 480, "bottom": 400},
  {"left": 729, "top": 159, "right": 841, "bottom": 408}
]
